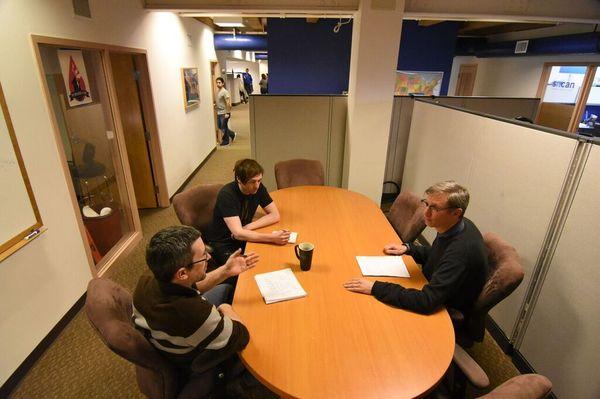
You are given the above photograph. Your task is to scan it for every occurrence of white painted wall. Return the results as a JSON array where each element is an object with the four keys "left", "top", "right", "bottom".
[
  {"left": 448, "top": 54, "right": 600, "bottom": 97},
  {"left": 0, "top": 0, "right": 216, "bottom": 385},
  {"left": 258, "top": 60, "right": 269, "bottom": 77}
]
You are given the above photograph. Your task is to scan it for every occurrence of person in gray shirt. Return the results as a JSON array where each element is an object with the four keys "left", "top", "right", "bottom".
[{"left": 216, "top": 77, "right": 236, "bottom": 146}]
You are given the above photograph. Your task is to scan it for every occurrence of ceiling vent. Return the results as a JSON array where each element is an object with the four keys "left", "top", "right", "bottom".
[
  {"left": 515, "top": 40, "right": 529, "bottom": 54},
  {"left": 72, "top": 0, "right": 91, "bottom": 18}
]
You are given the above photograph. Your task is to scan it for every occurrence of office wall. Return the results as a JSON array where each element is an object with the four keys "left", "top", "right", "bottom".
[
  {"left": 448, "top": 53, "right": 600, "bottom": 97},
  {"left": 403, "top": 101, "right": 576, "bottom": 336},
  {"left": 397, "top": 21, "right": 460, "bottom": 96},
  {"left": 519, "top": 142, "right": 600, "bottom": 398},
  {"left": 267, "top": 18, "right": 353, "bottom": 94},
  {"left": 250, "top": 95, "right": 347, "bottom": 190},
  {"left": 0, "top": 0, "right": 216, "bottom": 385}
]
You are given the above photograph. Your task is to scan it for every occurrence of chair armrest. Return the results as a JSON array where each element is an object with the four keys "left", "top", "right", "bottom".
[
  {"left": 448, "top": 308, "right": 465, "bottom": 324},
  {"left": 453, "top": 344, "right": 490, "bottom": 389}
]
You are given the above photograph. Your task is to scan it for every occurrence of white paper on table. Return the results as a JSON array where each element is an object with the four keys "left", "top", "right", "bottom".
[
  {"left": 288, "top": 232, "right": 298, "bottom": 243},
  {"left": 355, "top": 256, "right": 410, "bottom": 278},
  {"left": 254, "top": 268, "right": 307, "bottom": 304},
  {"left": 271, "top": 231, "right": 298, "bottom": 243}
]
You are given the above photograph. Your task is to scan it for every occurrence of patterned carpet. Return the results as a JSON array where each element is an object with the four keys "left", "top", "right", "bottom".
[{"left": 8, "top": 103, "right": 519, "bottom": 398}]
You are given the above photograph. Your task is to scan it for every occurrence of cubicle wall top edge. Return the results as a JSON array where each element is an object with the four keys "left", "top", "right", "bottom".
[
  {"left": 250, "top": 94, "right": 347, "bottom": 97},
  {"left": 394, "top": 95, "right": 541, "bottom": 100},
  {"left": 414, "top": 98, "right": 581, "bottom": 141}
]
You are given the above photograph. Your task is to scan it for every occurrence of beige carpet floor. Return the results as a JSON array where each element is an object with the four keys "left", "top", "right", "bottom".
[{"left": 8, "top": 103, "right": 519, "bottom": 398}]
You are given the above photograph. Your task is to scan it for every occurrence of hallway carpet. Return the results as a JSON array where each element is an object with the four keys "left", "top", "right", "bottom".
[{"left": 8, "top": 102, "right": 519, "bottom": 398}]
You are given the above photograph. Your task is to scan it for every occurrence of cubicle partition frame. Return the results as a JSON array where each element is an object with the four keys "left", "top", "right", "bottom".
[
  {"left": 383, "top": 95, "right": 541, "bottom": 194},
  {"left": 402, "top": 97, "right": 599, "bottom": 397},
  {"left": 249, "top": 94, "right": 347, "bottom": 191}
]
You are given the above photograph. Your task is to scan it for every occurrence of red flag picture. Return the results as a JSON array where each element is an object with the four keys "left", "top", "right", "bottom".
[{"left": 58, "top": 50, "right": 93, "bottom": 106}]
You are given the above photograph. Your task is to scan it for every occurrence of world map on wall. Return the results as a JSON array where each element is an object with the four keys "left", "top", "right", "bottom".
[{"left": 395, "top": 71, "right": 443, "bottom": 96}]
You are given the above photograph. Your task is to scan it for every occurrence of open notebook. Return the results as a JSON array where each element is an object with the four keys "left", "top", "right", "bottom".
[{"left": 255, "top": 268, "right": 307, "bottom": 304}]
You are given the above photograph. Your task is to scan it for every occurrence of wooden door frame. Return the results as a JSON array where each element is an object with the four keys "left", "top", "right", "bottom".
[
  {"left": 535, "top": 62, "right": 600, "bottom": 133},
  {"left": 31, "top": 35, "right": 159, "bottom": 276}
]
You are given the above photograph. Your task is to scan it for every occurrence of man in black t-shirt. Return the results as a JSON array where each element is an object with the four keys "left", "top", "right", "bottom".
[{"left": 206, "top": 159, "right": 290, "bottom": 265}]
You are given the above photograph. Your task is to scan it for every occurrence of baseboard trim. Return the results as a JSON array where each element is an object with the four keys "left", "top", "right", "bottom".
[
  {"left": 170, "top": 147, "right": 217, "bottom": 201},
  {"left": 0, "top": 292, "right": 87, "bottom": 398},
  {"left": 486, "top": 316, "right": 557, "bottom": 399}
]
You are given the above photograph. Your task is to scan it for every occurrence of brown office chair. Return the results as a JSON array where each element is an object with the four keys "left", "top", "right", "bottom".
[
  {"left": 477, "top": 374, "right": 552, "bottom": 399},
  {"left": 274, "top": 159, "right": 325, "bottom": 189},
  {"left": 172, "top": 184, "right": 223, "bottom": 235},
  {"left": 387, "top": 191, "right": 426, "bottom": 243},
  {"left": 85, "top": 278, "right": 215, "bottom": 399},
  {"left": 451, "top": 232, "right": 524, "bottom": 390}
]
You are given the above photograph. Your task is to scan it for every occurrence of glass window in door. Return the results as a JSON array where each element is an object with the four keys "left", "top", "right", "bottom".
[
  {"left": 537, "top": 65, "right": 587, "bottom": 131},
  {"left": 38, "top": 44, "right": 134, "bottom": 268}
]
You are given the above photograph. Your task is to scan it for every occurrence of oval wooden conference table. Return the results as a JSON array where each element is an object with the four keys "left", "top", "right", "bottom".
[{"left": 233, "top": 186, "right": 454, "bottom": 399}]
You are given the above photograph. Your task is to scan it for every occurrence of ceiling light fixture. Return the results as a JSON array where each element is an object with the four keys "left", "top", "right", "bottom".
[{"left": 213, "top": 16, "right": 245, "bottom": 28}]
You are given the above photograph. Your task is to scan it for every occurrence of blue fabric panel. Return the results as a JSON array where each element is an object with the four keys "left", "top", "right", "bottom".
[
  {"left": 267, "top": 18, "right": 353, "bottom": 94},
  {"left": 396, "top": 21, "right": 461, "bottom": 95}
]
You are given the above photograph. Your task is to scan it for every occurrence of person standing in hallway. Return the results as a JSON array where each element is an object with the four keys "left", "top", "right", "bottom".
[
  {"left": 216, "top": 77, "right": 236, "bottom": 146},
  {"left": 243, "top": 68, "right": 253, "bottom": 97},
  {"left": 259, "top": 74, "right": 268, "bottom": 94},
  {"left": 236, "top": 74, "right": 248, "bottom": 103}
]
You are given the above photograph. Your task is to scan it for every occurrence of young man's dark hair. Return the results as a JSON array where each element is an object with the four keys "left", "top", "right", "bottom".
[
  {"left": 234, "top": 159, "right": 264, "bottom": 184},
  {"left": 216, "top": 77, "right": 224, "bottom": 84},
  {"left": 146, "top": 226, "right": 200, "bottom": 282}
]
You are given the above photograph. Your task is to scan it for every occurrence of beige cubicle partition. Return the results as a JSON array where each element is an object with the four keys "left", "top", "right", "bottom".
[
  {"left": 383, "top": 96, "right": 540, "bottom": 193},
  {"left": 250, "top": 95, "right": 346, "bottom": 191},
  {"left": 519, "top": 141, "right": 600, "bottom": 399},
  {"left": 402, "top": 100, "right": 577, "bottom": 339}
]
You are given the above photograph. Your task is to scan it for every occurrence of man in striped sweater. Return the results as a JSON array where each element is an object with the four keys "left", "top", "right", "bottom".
[{"left": 133, "top": 225, "right": 259, "bottom": 372}]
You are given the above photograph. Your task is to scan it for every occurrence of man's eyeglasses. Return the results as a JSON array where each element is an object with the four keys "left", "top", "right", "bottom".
[
  {"left": 187, "top": 254, "right": 209, "bottom": 268},
  {"left": 420, "top": 199, "right": 455, "bottom": 213}
]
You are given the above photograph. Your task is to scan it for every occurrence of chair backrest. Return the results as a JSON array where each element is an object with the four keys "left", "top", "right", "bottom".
[
  {"left": 478, "top": 374, "right": 552, "bottom": 399},
  {"left": 274, "top": 159, "right": 325, "bottom": 189},
  {"left": 172, "top": 184, "right": 223, "bottom": 235},
  {"left": 85, "top": 278, "right": 178, "bottom": 399},
  {"left": 465, "top": 232, "right": 524, "bottom": 342},
  {"left": 387, "top": 191, "right": 426, "bottom": 243}
]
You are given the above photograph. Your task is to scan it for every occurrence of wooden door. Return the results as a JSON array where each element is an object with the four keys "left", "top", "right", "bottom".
[
  {"left": 455, "top": 64, "right": 478, "bottom": 96},
  {"left": 109, "top": 53, "right": 157, "bottom": 208}
]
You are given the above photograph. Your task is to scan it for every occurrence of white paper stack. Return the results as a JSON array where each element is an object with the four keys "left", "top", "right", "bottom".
[
  {"left": 254, "top": 268, "right": 307, "bottom": 304},
  {"left": 355, "top": 256, "right": 410, "bottom": 278}
]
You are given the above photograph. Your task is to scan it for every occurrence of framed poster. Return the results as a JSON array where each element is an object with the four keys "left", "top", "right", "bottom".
[
  {"left": 58, "top": 49, "right": 93, "bottom": 107},
  {"left": 395, "top": 71, "right": 444, "bottom": 96},
  {"left": 182, "top": 67, "right": 200, "bottom": 109}
]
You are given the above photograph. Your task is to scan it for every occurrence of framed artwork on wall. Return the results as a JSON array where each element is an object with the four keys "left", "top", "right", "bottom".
[{"left": 182, "top": 67, "right": 200, "bottom": 110}]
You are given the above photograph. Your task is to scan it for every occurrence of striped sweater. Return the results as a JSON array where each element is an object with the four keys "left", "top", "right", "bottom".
[{"left": 132, "top": 275, "right": 249, "bottom": 372}]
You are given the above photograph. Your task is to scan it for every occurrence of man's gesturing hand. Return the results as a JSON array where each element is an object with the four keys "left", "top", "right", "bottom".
[{"left": 225, "top": 248, "right": 259, "bottom": 277}]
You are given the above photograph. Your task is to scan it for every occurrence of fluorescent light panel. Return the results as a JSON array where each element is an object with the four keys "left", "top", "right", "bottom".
[{"left": 213, "top": 16, "right": 245, "bottom": 27}]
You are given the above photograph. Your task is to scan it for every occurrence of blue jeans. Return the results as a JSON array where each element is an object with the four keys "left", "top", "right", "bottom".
[
  {"left": 217, "top": 114, "right": 234, "bottom": 143},
  {"left": 202, "top": 283, "right": 233, "bottom": 305}
]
